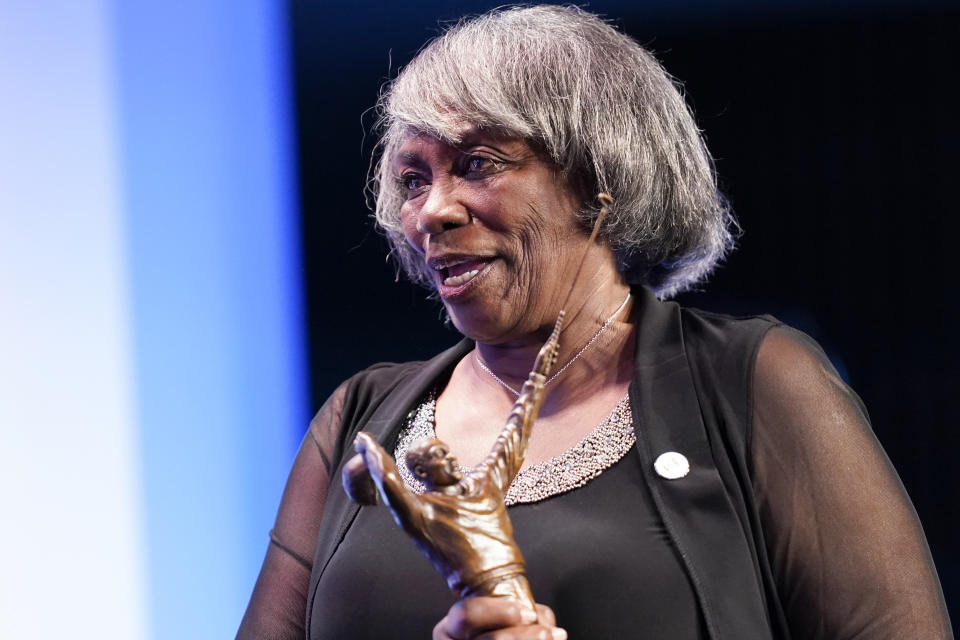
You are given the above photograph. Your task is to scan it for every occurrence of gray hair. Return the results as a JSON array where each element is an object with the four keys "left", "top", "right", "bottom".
[{"left": 370, "top": 5, "right": 736, "bottom": 298}]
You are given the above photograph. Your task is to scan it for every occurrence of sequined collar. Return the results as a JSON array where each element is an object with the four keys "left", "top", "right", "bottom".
[{"left": 393, "top": 395, "right": 636, "bottom": 505}]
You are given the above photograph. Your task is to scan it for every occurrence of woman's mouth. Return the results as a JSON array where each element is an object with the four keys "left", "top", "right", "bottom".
[
  {"left": 432, "top": 257, "right": 495, "bottom": 297},
  {"left": 443, "top": 265, "right": 481, "bottom": 286}
]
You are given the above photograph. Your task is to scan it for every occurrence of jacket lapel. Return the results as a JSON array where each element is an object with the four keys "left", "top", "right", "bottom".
[{"left": 630, "top": 286, "right": 771, "bottom": 639}]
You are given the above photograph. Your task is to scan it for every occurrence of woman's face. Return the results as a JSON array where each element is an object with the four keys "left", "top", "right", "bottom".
[{"left": 396, "top": 128, "right": 591, "bottom": 343}]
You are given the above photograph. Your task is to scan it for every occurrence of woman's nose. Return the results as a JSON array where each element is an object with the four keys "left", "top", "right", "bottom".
[{"left": 416, "top": 182, "right": 471, "bottom": 235}]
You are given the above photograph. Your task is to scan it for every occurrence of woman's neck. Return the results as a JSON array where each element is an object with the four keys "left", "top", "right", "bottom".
[{"left": 471, "top": 281, "right": 635, "bottom": 410}]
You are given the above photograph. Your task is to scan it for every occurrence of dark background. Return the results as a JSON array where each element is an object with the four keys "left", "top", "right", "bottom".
[{"left": 291, "top": 0, "right": 959, "bottom": 626}]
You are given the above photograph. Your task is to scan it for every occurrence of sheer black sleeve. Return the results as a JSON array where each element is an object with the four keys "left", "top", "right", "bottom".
[
  {"left": 236, "top": 382, "right": 348, "bottom": 640},
  {"left": 751, "top": 326, "right": 952, "bottom": 639}
]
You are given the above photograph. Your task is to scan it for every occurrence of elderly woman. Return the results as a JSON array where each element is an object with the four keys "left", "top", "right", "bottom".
[{"left": 238, "top": 6, "right": 950, "bottom": 639}]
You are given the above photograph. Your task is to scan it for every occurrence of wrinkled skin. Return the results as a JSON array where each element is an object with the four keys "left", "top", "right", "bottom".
[{"left": 396, "top": 129, "right": 589, "bottom": 346}]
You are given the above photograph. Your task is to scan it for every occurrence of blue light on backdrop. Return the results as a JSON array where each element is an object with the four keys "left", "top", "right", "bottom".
[
  {"left": 113, "top": 0, "right": 307, "bottom": 637},
  {"left": 1, "top": 1, "right": 307, "bottom": 638}
]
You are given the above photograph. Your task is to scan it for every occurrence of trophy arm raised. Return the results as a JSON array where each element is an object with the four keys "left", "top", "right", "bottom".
[{"left": 479, "top": 314, "right": 563, "bottom": 493}]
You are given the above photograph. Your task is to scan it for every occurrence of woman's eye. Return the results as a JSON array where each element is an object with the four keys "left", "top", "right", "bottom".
[
  {"left": 463, "top": 155, "right": 499, "bottom": 177},
  {"left": 399, "top": 173, "right": 428, "bottom": 195}
]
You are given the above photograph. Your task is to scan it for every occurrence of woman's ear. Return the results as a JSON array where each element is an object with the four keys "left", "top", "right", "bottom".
[{"left": 414, "top": 463, "right": 427, "bottom": 479}]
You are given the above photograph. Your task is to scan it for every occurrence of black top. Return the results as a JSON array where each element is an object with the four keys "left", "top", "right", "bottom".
[{"left": 311, "top": 450, "right": 707, "bottom": 639}]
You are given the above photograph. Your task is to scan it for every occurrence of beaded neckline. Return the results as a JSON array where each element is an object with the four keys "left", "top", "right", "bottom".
[{"left": 393, "top": 394, "right": 636, "bottom": 506}]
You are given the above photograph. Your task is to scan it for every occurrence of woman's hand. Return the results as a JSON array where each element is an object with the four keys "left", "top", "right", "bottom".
[{"left": 433, "top": 597, "right": 567, "bottom": 640}]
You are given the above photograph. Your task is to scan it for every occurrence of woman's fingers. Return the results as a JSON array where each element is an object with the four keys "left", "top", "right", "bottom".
[
  {"left": 535, "top": 604, "right": 556, "bottom": 627},
  {"left": 434, "top": 598, "right": 566, "bottom": 640},
  {"left": 446, "top": 597, "right": 536, "bottom": 637}
]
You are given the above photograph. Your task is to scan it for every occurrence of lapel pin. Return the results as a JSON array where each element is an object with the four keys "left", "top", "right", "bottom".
[{"left": 654, "top": 451, "right": 690, "bottom": 479}]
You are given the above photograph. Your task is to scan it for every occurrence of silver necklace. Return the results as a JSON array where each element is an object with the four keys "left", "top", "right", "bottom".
[{"left": 475, "top": 292, "right": 632, "bottom": 396}]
